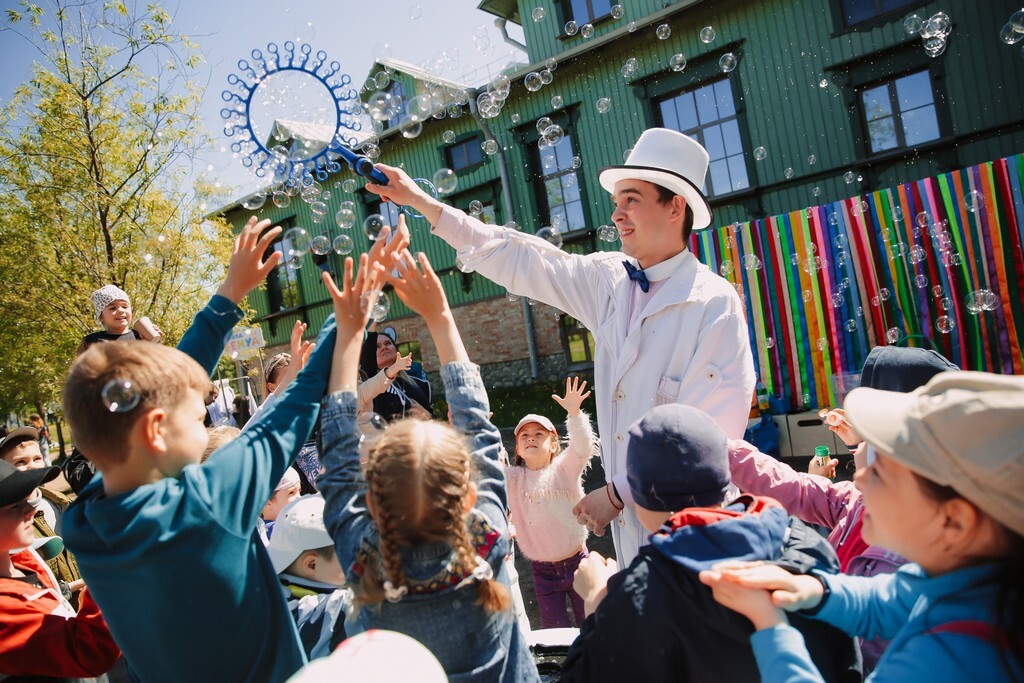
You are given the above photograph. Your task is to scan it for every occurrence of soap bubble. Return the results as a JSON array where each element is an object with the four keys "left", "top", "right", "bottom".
[
  {"left": 539, "top": 69, "right": 553, "bottom": 84},
  {"left": 621, "top": 57, "right": 638, "bottom": 78},
  {"left": 833, "top": 233, "right": 848, "bottom": 249},
  {"left": 965, "top": 290, "right": 987, "bottom": 314},
  {"left": 878, "top": 287, "right": 891, "bottom": 301},
  {"left": 982, "top": 289, "right": 999, "bottom": 310},
  {"left": 656, "top": 23, "right": 671, "bottom": 40},
  {"left": 597, "top": 225, "right": 618, "bottom": 242},
  {"left": 442, "top": 130, "right": 456, "bottom": 144},
  {"left": 310, "top": 235, "right": 331, "bottom": 256},
  {"left": 596, "top": 97, "right": 612, "bottom": 113},
  {"left": 504, "top": 220, "right": 520, "bottom": 231},
  {"left": 361, "top": 290, "right": 391, "bottom": 322},
  {"left": 432, "top": 168, "right": 458, "bottom": 195},
  {"left": 368, "top": 91, "right": 401, "bottom": 122},
  {"left": 819, "top": 78, "right": 829, "bottom": 88},
  {"left": 886, "top": 327, "right": 901, "bottom": 344},
  {"left": 669, "top": 53, "right": 687, "bottom": 71},
  {"left": 468, "top": 200, "right": 483, "bottom": 216},
  {"left": 363, "top": 214, "right": 387, "bottom": 241},
  {"left": 963, "top": 190, "right": 983, "bottom": 213},
  {"left": 719, "top": 260, "right": 734, "bottom": 276},
  {"left": 524, "top": 72, "right": 543, "bottom": 91},
  {"left": 802, "top": 289, "right": 813, "bottom": 302},
  {"left": 836, "top": 251, "right": 849, "bottom": 267},
  {"left": 909, "top": 245, "right": 926, "bottom": 263},
  {"left": 843, "top": 171, "right": 856, "bottom": 184},
  {"left": 999, "top": 23, "right": 1023, "bottom": 45},
  {"left": 932, "top": 285, "right": 944, "bottom": 298},
  {"left": 506, "top": 291, "right": 520, "bottom": 302},
  {"left": 536, "top": 227, "right": 563, "bottom": 248},
  {"left": 333, "top": 235, "right": 353, "bottom": 255},
  {"left": 765, "top": 336, "right": 776, "bottom": 349},
  {"left": 936, "top": 315, "right": 955, "bottom": 334},
  {"left": 242, "top": 193, "right": 267, "bottom": 210},
  {"left": 784, "top": 167, "right": 795, "bottom": 179},
  {"left": 564, "top": 20, "right": 578, "bottom": 35},
  {"left": 939, "top": 296, "right": 952, "bottom": 311},
  {"left": 1012, "top": 9, "right": 1024, "bottom": 32},
  {"left": 510, "top": 113, "right": 521, "bottom": 124},
  {"left": 923, "top": 12, "right": 951, "bottom": 39},
  {"left": 335, "top": 203, "right": 356, "bottom": 229},
  {"left": 536, "top": 117, "right": 554, "bottom": 132},
  {"left": 272, "top": 190, "right": 291, "bottom": 208},
  {"left": 482, "top": 139, "right": 499, "bottom": 155},
  {"left": 700, "top": 25, "right": 716, "bottom": 43},
  {"left": 923, "top": 36, "right": 947, "bottom": 58},
  {"left": 719, "top": 53, "right": 737, "bottom": 73},
  {"left": 356, "top": 412, "right": 388, "bottom": 455},
  {"left": 341, "top": 178, "right": 357, "bottom": 193},
  {"left": 845, "top": 319, "right": 858, "bottom": 332},
  {"left": 102, "top": 379, "right": 141, "bottom": 413},
  {"left": 541, "top": 124, "right": 565, "bottom": 148},
  {"left": 611, "top": 4, "right": 623, "bottom": 19},
  {"left": 572, "top": 155, "right": 582, "bottom": 169},
  {"left": 753, "top": 146, "right": 767, "bottom": 161},
  {"left": 309, "top": 201, "right": 328, "bottom": 220},
  {"left": 551, "top": 95, "right": 564, "bottom": 108},
  {"left": 628, "top": 21, "right": 637, "bottom": 31},
  {"left": 581, "top": 23, "right": 594, "bottom": 38},
  {"left": 284, "top": 227, "right": 311, "bottom": 259},
  {"left": 532, "top": 6, "right": 545, "bottom": 21},
  {"left": 915, "top": 274, "right": 929, "bottom": 288},
  {"left": 817, "top": 338, "right": 829, "bottom": 351},
  {"left": 904, "top": 13, "right": 923, "bottom": 35},
  {"left": 742, "top": 254, "right": 762, "bottom": 270},
  {"left": 831, "top": 293, "right": 845, "bottom": 308}
]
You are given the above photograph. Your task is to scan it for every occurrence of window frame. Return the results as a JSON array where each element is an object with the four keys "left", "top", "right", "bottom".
[
  {"left": 856, "top": 68, "right": 942, "bottom": 157},
  {"left": 559, "top": 314, "right": 596, "bottom": 370},
  {"left": 384, "top": 81, "right": 410, "bottom": 129},
  {"left": 524, "top": 114, "right": 588, "bottom": 235},
  {"left": 559, "top": 0, "right": 614, "bottom": 27},
  {"left": 264, "top": 217, "right": 303, "bottom": 316},
  {"left": 443, "top": 133, "right": 486, "bottom": 174},
  {"left": 829, "top": 0, "right": 927, "bottom": 32}
]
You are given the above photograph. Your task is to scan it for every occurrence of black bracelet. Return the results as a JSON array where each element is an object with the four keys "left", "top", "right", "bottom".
[
  {"left": 799, "top": 573, "right": 831, "bottom": 616},
  {"left": 844, "top": 443, "right": 859, "bottom": 451},
  {"left": 610, "top": 481, "right": 622, "bottom": 505}
]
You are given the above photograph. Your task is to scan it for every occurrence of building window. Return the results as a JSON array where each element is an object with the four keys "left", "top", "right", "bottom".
[
  {"left": 563, "top": 0, "right": 612, "bottom": 24},
  {"left": 560, "top": 315, "right": 595, "bottom": 366},
  {"left": 840, "top": 0, "right": 917, "bottom": 26},
  {"left": 385, "top": 82, "right": 409, "bottom": 129},
  {"left": 266, "top": 228, "right": 303, "bottom": 313},
  {"left": 445, "top": 136, "right": 484, "bottom": 173},
  {"left": 858, "top": 69, "right": 940, "bottom": 155},
  {"left": 533, "top": 132, "right": 585, "bottom": 232},
  {"left": 656, "top": 78, "right": 749, "bottom": 198}
]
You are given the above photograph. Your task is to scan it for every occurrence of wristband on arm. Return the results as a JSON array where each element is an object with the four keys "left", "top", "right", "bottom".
[
  {"left": 797, "top": 573, "right": 831, "bottom": 616},
  {"left": 606, "top": 483, "right": 624, "bottom": 511}
]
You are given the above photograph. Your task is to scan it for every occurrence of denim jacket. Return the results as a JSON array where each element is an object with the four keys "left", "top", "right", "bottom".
[{"left": 319, "top": 362, "right": 539, "bottom": 683}]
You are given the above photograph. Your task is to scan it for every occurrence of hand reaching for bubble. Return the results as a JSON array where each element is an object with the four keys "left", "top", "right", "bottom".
[
  {"left": 217, "top": 216, "right": 283, "bottom": 304},
  {"left": 552, "top": 376, "right": 591, "bottom": 417}
]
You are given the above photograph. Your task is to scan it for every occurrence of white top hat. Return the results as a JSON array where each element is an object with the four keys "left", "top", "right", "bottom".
[{"left": 599, "top": 128, "right": 714, "bottom": 230}]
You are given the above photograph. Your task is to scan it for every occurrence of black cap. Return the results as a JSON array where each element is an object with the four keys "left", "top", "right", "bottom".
[
  {"left": 626, "top": 404, "right": 730, "bottom": 512},
  {"left": 0, "top": 426, "right": 39, "bottom": 459},
  {"left": 0, "top": 460, "right": 59, "bottom": 506}
]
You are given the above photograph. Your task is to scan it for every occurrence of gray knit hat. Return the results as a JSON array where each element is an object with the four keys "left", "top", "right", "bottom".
[{"left": 91, "top": 285, "right": 130, "bottom": 324}]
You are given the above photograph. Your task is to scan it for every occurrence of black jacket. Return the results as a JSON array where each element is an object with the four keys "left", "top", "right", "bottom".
[
  {"left": 561, "top": 496, "right": 862, "bottom": 683},
  {"left": 358, "top": 332, "right": 433, "bottom": 422}
]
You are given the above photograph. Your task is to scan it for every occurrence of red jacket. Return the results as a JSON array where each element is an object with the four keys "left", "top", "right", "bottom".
[{"left": 0, "top": 548, "right": 120, "bottom": 678}]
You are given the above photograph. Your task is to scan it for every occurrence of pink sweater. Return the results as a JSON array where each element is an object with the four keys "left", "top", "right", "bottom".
[{"left": 505, "top": 412, "right": 597, "bottom": 562}]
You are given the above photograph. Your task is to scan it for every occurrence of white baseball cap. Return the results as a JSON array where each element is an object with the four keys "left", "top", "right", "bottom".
[
  {"left": 266, "top": 494, "right": 334, "bottom": 574},
  {"left": 514, "top": 414, "right": 557, "bottom": 437},
  {"left": 286, "top": 630, "right": 446, "bottom": 683}
]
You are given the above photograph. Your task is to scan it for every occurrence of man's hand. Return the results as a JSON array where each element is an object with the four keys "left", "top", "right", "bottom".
[
  {"left": 572, "top": 487, "right": 620, "bottom": 537},
  {"left": 217, "top": 216, "right": 283, "bottom": 304},
  {"left": 552, "top": 376, "right": 591, "bottom": 417},
  {"left": 364, "top": 165, "right": 444, "bottom": 225},
  {"left": 573, "top": 551, "right": 618, "bottom": 617}
]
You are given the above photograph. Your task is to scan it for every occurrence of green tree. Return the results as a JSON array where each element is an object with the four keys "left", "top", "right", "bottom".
[{"left": 0, "top": 0, "right": 234, "bottom": 437}]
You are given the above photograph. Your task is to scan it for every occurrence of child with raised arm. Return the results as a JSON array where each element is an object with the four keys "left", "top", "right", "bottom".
[
  {"left": 60, "top": 218, "right": 368, "bottom": 683},
  {"left": 317, "top": 250, "right": 540, "bottom": 682},
  {"left": 506, "top": 377, "right": 597, "bottom": 628},
  {"left": 701, "top": 371, "right": 1024, "bottom": 682}
]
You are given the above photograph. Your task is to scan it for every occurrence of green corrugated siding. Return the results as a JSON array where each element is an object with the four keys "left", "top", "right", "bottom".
[{"left": 226, "top": 0, "right": 1023, "bottom": 345}]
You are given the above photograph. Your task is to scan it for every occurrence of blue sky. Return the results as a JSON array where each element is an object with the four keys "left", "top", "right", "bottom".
[{"left": 0, "top": 0, "right": 526, "bottom": 197}]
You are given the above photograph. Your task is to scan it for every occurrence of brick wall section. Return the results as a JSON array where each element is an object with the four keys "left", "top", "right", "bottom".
[{"left": 258, "top": 295, "right": 570, "bottom": 388}]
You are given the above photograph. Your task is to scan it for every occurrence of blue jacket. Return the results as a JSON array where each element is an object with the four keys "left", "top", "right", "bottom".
[
  {"left": 562, "top": 497, "right": 861, "bottom": 682},
  {"left": 751, "top": 562, "right": 1023, "bottom": 682},
  {"left": 318, "top": 362, "right": 539, "bottom": 683},
  {"left": 63, "top": 295, "right": 337, "bottom": 683}
]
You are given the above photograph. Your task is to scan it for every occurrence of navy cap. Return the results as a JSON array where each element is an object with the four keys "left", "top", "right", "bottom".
[
  {"left": 626, "top": 404, "right": 730, "bottom": 512},
  {"left": 860, "top": 346, "right": 958, "bottom": 393}
]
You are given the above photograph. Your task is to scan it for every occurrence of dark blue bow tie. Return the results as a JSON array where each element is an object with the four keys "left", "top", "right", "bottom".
[{"left": 622, "top": 261, "right": 650, "bottom": 293}]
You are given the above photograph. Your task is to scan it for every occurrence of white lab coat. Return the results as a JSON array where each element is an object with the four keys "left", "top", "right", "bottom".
[{"left": 434, "top": 207, "right": 756, "bottom": 565}]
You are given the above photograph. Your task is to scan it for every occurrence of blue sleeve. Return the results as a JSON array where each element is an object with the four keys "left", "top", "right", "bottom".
[
  {"left": 813, "top": 567, "right": 921, "bottom": 641},
  {"left": 317, "top": 391, "right": 372, "bottom": 575},
  {"left": 175, "top": 295, "right": 244, "bottom": 375},
  {"left": 187, "top": 314, "right": 337, "bottom": 536},
  {"left": 441, "top": 362, "right": 508, "bottom": 538},
  {"left": 750, "top": 623, "right": 827, "bottom": 683}
]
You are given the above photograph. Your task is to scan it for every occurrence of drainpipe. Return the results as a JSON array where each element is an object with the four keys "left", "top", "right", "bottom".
[
  {"left": 494, "top": 18, "right": 527, "bottom": 52},
  {"left": 469, "top": 96, "right": 541, "bottom": 381}
]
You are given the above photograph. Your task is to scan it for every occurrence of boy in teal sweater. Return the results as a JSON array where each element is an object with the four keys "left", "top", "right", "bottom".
[{"left": 61, "top": 219, "right": 377, "bottom": 682}]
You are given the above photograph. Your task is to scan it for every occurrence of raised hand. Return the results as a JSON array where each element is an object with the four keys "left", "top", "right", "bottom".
[
  {"left": 367, "top": 214, "right": 412, "bottom": 274},
  {"left": 385, "top": 250, "right": 450, "bottom": 324},
  {"left": 387, "top": 351, "right": 413, "bottom": 379},
  {"left": 552, "top": 376, "right": 591, "bottom": 417},
  {"left": 321, "top": 254, "right": 379, "bottom": 340},
  {"left": 273, "top": 320, "right": 314, "bottom": 395},
  {"left": 217, "top": 216, "right": 283, "bottom": 304}
]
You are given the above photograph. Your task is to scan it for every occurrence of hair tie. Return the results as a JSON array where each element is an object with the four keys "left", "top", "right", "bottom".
[
  {"left": 383, "top": 580, "right": 408, "bottom": 603},
  {"left": 471, "top": 556, "right": 493, "bottom": 582}
]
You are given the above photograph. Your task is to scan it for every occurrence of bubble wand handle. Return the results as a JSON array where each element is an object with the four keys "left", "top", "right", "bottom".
[{"left": 335, "top": 146, "right": 389, "bottom": 185}]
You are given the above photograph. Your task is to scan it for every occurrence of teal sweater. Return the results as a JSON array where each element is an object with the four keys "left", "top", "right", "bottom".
[{"left": 64, "top": 295, "right": 337, "bottom": 683}]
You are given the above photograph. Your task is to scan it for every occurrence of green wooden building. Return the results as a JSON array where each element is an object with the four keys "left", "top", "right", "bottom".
[{"left": 218, "top": 0, "right": 1024, "bottom": 402}]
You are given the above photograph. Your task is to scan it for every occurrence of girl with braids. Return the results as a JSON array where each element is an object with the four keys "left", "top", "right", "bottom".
[
  {"left": 701, "top": 371, "right": 1024, "bottom": 682},
  {"left": 317, "top": 248, "right": 539, "bottom": 682}
]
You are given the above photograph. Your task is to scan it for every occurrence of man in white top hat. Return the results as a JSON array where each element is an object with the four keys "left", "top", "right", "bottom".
[{"left": 365, "top": 128, "right": 755, "bottom": 567}]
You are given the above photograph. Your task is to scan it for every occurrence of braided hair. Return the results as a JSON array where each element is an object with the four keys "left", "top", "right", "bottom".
[{"left": 358, "top": 419, "right": 510, "bottom": 612}]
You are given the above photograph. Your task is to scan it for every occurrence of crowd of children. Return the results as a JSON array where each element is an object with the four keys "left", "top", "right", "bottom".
[{"left": 1, "top": 141, "right": 1023, "bottom": 683}]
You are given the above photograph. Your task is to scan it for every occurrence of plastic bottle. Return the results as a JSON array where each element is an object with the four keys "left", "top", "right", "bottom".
[
  {"left": 814, "top": 445, "right": 834, "bottom": 481},
  {"left": 755, "top": 380, "right": 770, "bottom": 414}
]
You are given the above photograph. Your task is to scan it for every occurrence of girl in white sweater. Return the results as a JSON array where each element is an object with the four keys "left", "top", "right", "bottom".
[{"left": 505, "top": 377, "right": 598, "bottom": 628}]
